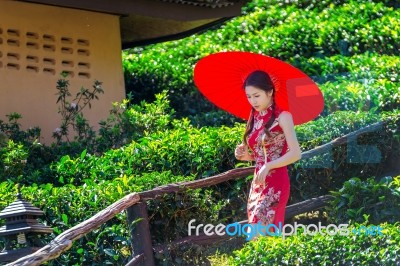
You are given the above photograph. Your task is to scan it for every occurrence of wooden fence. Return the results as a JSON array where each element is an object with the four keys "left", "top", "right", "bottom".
[{"left": 5, "top": 121, "right": 387, "bottom": 266}]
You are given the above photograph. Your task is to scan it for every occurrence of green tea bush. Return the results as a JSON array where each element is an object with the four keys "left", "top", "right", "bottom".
[
  {"left": 0, "top": 174, "right": 247, "bottom": 265},
  {"left": 0, "top": 109, "right": 398, "bottom": 264},
  {"left": 2, "top": 107, "right": 397, "bottom": 196},
  {"left": 229, "top": 222, "right": 400, "bottom": 265},
  {"left": 291, "top": 54, "right": 400, "bottom": 115},
  {"left": 1, "top": 0, "right": 399, "bottom": 264},
  {"left": 0, "top": 90, "right": 177, "bottom": 185},
  {"left": 1, "top": 110, "right": 398, "bottom": 263},
  {"left": 328, "top": 176, "right": 400, "bottom": 224},
  {"left": 243, "top": 0, "right": 399, "bottom": 15},
  {"left": 51, "top": 76, "right": 176, "bottom": 154},
  {"left": 52, "top": 119, "right": 243, "bottom": 185},
  {"left": 292, "top": 53, "right": 400, "bottom": 79},
  {"left": 250, "top": 2, "right": 397, "bottom": 58},
  {"left": 52, "top": 110, "right": 398, "bottom": 189},
  {"left": 0, "top": 173, "right": 191, "bottom": 264},
  {"left": 96, "top": 90, "right": 176, "bottom": 153},
  {"left": 187, "top": 109, "right": 241, "bottom": 128},
  {"left": 123, "top": 1, "right": 399, "bottom": 120},
  {"left": 291, "top": 110, "right": 399, "bottom": 201}
]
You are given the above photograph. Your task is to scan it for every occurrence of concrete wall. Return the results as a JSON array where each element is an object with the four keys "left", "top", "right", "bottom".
[{"left": 0, "top": 1, "right": 125, "bottom": 144}]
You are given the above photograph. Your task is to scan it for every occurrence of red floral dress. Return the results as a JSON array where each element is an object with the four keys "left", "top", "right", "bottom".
[{"left": 247, "top": 104, "right": 290, "bottom": 228}]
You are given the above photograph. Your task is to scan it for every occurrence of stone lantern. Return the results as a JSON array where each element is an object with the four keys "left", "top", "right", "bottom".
[{"left": 0, "top": 186, "right": 53, "bottom": 263}]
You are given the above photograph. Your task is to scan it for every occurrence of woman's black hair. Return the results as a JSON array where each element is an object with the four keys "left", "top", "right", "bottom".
[{"left": 243, "top": 70, "right": 276, "bottom": 145}]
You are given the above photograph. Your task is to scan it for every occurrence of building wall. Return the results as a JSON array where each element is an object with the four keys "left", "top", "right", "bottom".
[{"left": 0, "top": 1, "right": 125, "bottom": 144}]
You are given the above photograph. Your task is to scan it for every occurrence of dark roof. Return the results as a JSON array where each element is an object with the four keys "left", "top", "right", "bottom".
[
  {"left": 157, "top": 0, "right": 239, "bottom": 8},
  {"left": 18, "top": 0, "right": 248, "bottom": 48},
  {"left": 0, "top": 198, "right": 44, "bottom": 219}
]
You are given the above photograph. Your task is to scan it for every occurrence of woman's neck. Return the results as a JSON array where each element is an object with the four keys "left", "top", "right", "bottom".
[{"left": 260, "top": 102, "right": 273, "bottom": 112}]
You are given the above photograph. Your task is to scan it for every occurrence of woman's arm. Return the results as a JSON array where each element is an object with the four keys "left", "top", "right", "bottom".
[
  {"left": 254, "top": 111, "right": 302, "bottom": 184},
  {"left": 267, "top": 111, "right": 302, "bottom": 169}
]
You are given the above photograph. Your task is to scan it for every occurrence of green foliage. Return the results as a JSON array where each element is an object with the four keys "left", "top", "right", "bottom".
[
  {"left": 123, "top": 0, "right": 399, "bottom": 122},
  {"left": 0, "top": 113, "right": 41, "bottom": 144},
  {"left": 52, "top": 119, "right": 242, "bottom": 186},
  {"left": 0, "top": 175, "right": 246, "bottom": 265},
  {"left": 291, "top": 110, "right": 399, "bottom": 201},
  {"left": 51, "top": 109, "right": 398, "bottom": 189},
  {"left": 296, "top": 110, "right": 382, "bottom": 150},
  {"left": 0, "top": 89, "right": 177, "bottom": 185},
  {"left": 229, "top": 222, "right": 400, "bottom": 265},
  {"left": 0, "top": 0, "right": 399, "bottom": 264},
  {"left": 53, "top": 76, "right": 103, "bottom": 144},
  {"left": 0, "top": 109, "right": 397, "bottom": 263},
  {"left": 328, "top": 176, "right": 400, "bottom": 224},
  {"left": 97, "top": 90, "right": 176, "bottom": 152},
  {"left": 53, "top": 86, "right": 176, "bottom": 155},
  {"left": 0, "top": 140, "right": 28, "bottom": 182},
  {"left": 1, "top": 107, "right": 397, "bottom": 195},
  {"left": 293, "top": 53, "right": 400, "bottom": 115},
  {"left": 187, "top": 109, "right": 241, "bottom": 128}
]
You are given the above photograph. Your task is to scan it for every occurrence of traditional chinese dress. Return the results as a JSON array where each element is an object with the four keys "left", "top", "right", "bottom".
[{"left": 247, "top": 104, "right": 290, "bottom": 227}]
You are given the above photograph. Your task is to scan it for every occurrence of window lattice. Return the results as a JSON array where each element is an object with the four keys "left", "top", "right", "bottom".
[{"left": 0, "top": 26, "right": 91, "bottom": 78}]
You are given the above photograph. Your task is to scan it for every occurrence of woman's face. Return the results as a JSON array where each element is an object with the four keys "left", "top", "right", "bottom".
[{"left": 245, "top": 85, "right": 273, "bottom": 112}]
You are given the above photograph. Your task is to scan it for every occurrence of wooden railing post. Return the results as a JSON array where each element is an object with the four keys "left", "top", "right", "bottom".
[{"left": 126, "top": 201, "right": 155, "bottom": 266}]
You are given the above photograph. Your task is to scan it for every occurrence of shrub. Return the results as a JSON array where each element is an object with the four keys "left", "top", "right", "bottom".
[
  {"left": 0, "top": 174, "right": 246, "bottom": 265},
  {"left": 229, "top": 222, "right": 400, "bottom": 265},
  {"left": 52, "top": 76, "right": 103, "bottom": 145},
  {"left": 0, "top": 112, "right": 41, "bottom": 145},
  {"left": 0, "top": 108, "right": 398, "bottom": 264},
  {"left": 291, "top": 110, "right": 399, "bottom": 201},
  {"left": 123, "top": 1, "right": 399, "bottom": 121},
  {"left": 0, "top": 89, "right": 177, "bottom": 184},
  {"left": 328, "top": 176, "right": 400, "bottom": 224},
  {"left": 2, "top": 107, "right": 397, "bottom": 195},
  {"left": 96, "top": 90, "right": 176, "bottom": 153},
  {"left": 0, "top": 140, "right": 28, "bottom": 183},
  {"left": 51, "top": 119, "right": 243, "bottom": 185}
]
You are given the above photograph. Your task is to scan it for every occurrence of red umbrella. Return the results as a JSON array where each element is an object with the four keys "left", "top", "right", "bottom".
[{"left": 193, "top": 51, "right": 324, "bottom": 125}]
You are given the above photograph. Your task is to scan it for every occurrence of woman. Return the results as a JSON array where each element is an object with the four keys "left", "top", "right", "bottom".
[{"left": 235, "top": 70, "right": 302, "bottom": 239}]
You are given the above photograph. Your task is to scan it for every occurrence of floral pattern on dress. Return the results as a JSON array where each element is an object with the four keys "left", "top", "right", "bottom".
[
  {"left": 246, "top": 104, "right": 289, "bottom": 225},
  {"left": 256, "top": 187, "right": 281, "bottom": 225},
  {"left": 247, "top": 105, "right": 287, "bottom": 174}
]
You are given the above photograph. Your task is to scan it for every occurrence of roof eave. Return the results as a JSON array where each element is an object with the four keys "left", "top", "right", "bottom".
[{"left": 122, "top": 17, "right": 233, "bottom": 49}]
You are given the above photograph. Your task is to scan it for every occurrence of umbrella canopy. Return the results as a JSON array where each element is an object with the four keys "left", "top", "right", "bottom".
[{"left": 193, "top": 51, "right": 324, "bottom": 125}]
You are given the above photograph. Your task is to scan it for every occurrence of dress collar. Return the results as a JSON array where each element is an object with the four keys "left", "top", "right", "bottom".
[{"left": 258, "top": 103, "right": 273, "bottom": 116}]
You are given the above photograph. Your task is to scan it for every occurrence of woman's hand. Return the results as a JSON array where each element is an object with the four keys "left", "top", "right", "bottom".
[
  {"left": 235, "top": 143, "right": 253, "bottom": 161},
  {"left": 254, "top": 163, "right": 271, "bottom": 185}
]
